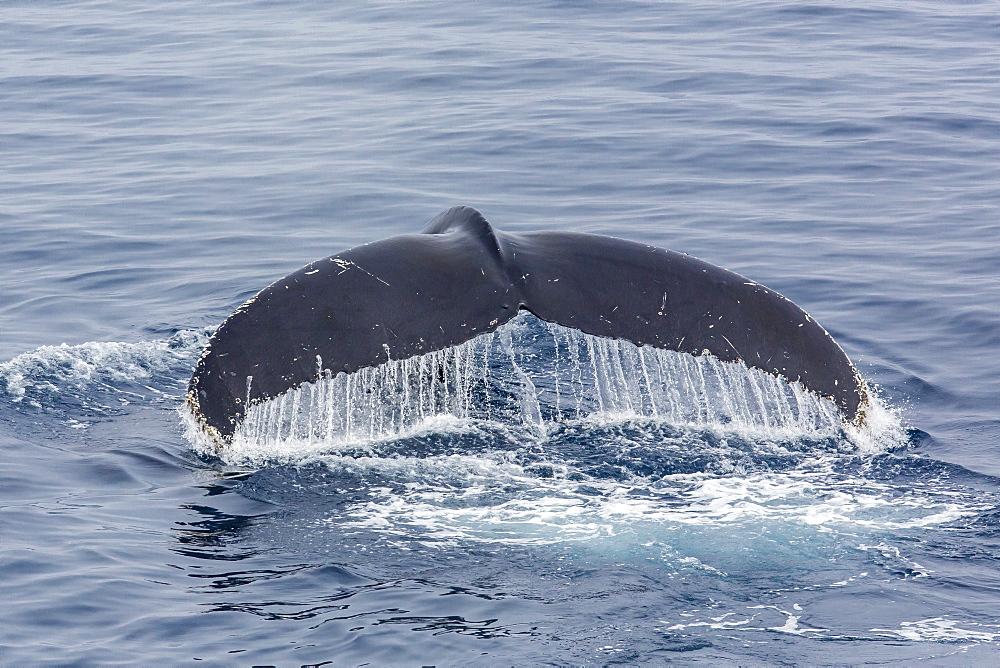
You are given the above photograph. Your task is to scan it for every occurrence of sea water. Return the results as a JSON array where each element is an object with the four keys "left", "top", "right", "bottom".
[{"left": 2, "top": 1, "right": 999, "bottom": 665}]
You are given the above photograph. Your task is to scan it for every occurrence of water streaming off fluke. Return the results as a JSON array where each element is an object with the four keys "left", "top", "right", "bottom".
[{"left": 221, "top": 314, "right": 853, "bottom": 459}]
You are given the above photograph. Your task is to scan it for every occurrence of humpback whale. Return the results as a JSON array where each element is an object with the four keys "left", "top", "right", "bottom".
[{"left": 187, "top": 206, "right": 868, "bottom": 445}]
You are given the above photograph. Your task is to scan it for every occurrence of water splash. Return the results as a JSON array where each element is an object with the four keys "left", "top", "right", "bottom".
[
  {"left": 1, "top": 329, "right": 209, "bottom": 416},
  {"left": 227, "top": 312, "right": 873, "bottom": 459},
  {"left": 193, "top": 315, "right": 949, "bottom": 585}
]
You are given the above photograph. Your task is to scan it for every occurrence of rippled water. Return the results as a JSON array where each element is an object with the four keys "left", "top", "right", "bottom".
[{"left": 2, "top": 1, "right": 999, "bottom": 665}]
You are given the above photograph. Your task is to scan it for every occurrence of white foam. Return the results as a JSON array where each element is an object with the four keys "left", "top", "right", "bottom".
[
  {"left": 661, "top": 603, "right": 828, "bottom": 637},
  {"left": 1, "top": 329, "right": 209, "bottom": 407},
  {"left": 218, "top": 413, "right": 500, "bottom": 467},
  {"left": 305, "top": 453, "right": 981, "bottom": 556},
  {"left": 844, "top": 383, "right": 907, "bottom": 454},
  {"left": 871, "top": 617, "right": 1000, "bottom": 642},
  {"left": 663, "top": 608, "right": 1000, "bottom": 644}
]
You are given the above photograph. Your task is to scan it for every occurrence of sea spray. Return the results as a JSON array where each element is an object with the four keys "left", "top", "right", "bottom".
[{"left": 2, "top": 329, "right": 210, "bottom": 417}]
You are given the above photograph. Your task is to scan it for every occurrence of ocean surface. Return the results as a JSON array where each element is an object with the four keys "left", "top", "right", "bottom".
[{"left": 2, "top": 1, "right": 999, "bottom": 665}]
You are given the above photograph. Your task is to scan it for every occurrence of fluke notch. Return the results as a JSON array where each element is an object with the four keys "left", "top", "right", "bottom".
[{"left": 188, "top": 206, "right": 867, "bottom": 445}]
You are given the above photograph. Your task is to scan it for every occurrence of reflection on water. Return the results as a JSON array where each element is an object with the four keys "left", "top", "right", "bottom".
[
  {"left": 172, "top": 490, "right": 548, "bottom": 643},
  {"left": 173, "top": 494, "right": 263, "bottom": 562}
]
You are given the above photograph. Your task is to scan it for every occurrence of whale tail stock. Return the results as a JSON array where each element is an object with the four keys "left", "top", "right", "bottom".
[{"left": 187, "top": 206, "right": 868, "bottom": 445}]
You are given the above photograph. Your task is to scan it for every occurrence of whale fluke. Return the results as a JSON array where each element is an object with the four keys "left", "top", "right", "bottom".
[{"left": 187, "top": 206, "right": 868, "bottom": 445}]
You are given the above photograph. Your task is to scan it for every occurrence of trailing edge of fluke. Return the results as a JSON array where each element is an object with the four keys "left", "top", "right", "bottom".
[{"left": 187, "top": 206, "right": 868, "bottom": 446}]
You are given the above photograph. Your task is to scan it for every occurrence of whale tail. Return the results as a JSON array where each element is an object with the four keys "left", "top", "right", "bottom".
[{"left": 188, "top": 206, "right": 868, "bottom": 445}]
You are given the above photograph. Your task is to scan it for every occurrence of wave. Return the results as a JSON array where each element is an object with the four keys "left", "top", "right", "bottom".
[{"left": 0, "top": 328, "right": 209, "bottom": 419}]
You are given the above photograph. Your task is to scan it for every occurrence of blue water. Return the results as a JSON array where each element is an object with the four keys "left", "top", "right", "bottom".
[{"left": 2, "top": 1, "right": 999, "bottom": 664}]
